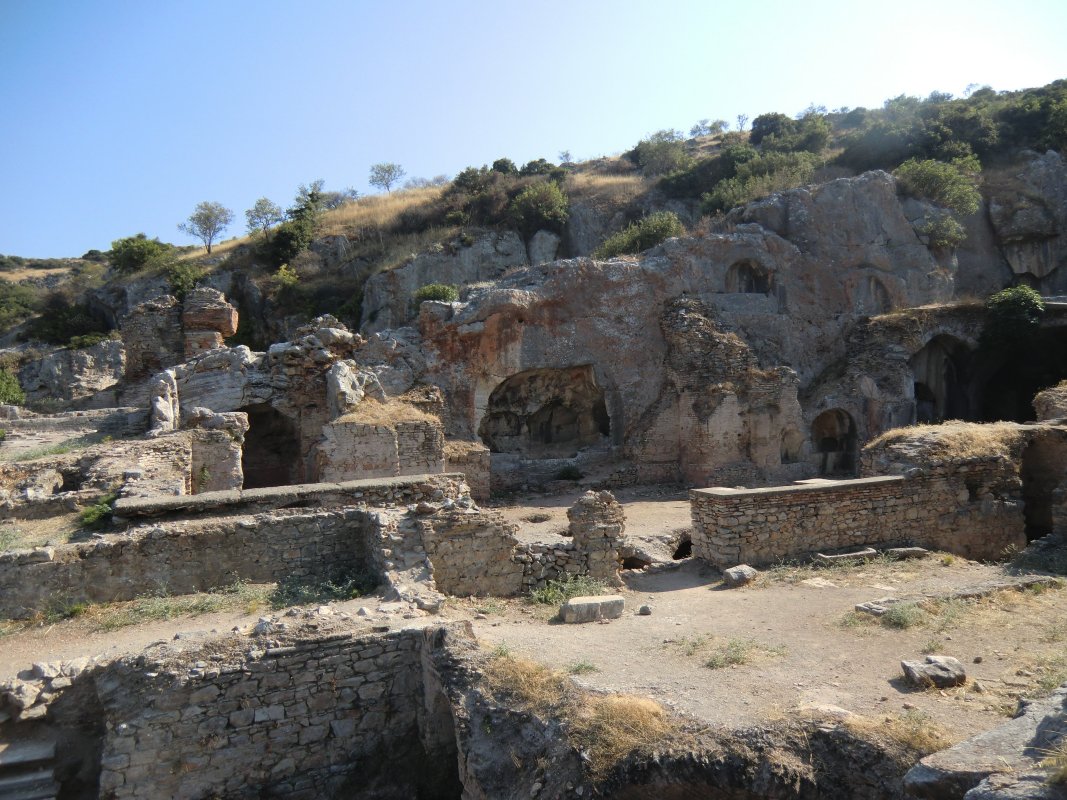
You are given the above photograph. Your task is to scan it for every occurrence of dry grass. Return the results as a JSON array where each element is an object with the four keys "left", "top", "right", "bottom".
[
  {"left": 0, "top": 513, "right": 83, "bottom": 551},
  {"left": 0, "top": 266, "right": 75, "bottom": 282},
  {"left": 866, "top": 421, "right": 1025, "bottom": 462},
  {"left": 319, "top": 186, "right": 445, "bottom": 237},
  {"left": 564, "top": 173, "right": 649, "bottom": 210},
  {"left": 848, "top": 709, "right": 955, "bottom": 756},
  {"left": 482, "top": 649, "right": 677, "bottom": 779},
  {"left": 1041, "top": 738, "right": 1067, "bottom": 784},
  {"left": 336, "top": 398, "right": 438, "bottom": 426}
]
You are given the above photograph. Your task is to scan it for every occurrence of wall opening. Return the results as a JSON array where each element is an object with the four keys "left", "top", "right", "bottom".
[
  {"left": 811, "top": 409, "right": 857, "bottom": 476},
  {"left": 1020, "top": 433, "right": 1067, "bottom": 541},
  {"left": 478, "top": 366, "right": 611, "bottom": 458},
  {"left": 725, "top": 260, "right": 770, "bottom": 294},
  {"left": 672, "top": 537, "right": 692, "bottom": 560},
  {"left": 780, "top": 429, "right": 804, "bottom": 464},
  {"left": 910, "top": 335, "right": 975, "bottom": 423},
  {"left": 239, "top": 403, "right": 301, "bottom": 489}
]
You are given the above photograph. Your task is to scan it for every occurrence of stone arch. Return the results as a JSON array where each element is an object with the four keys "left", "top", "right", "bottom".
[
  {"left": 239, "top": 403, "right": 302, "bottom": 488},
  {"left": 910, "top": 335, "right": 974, "bottom": 423},
  {"left": 851, "top": 274, "right": 893, "bottom": 315},
  {"left": 725, "top": 260, "right": 771, "bottom": 294},
  {"left": 811, "top": 409, "right": 857, "bottom": 476},
  {"left": 478, "top": 366, "right": 611, "bottom": 458}
]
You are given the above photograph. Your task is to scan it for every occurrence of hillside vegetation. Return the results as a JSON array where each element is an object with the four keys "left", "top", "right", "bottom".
[{"left": 3, "top": 79, "right": 1065, "bottom": 347}]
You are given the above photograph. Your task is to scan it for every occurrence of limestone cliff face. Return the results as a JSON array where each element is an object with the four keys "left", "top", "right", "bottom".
[
  {"left": 416, "top": 171, "right": 958, "bottom": 482},
  {"left": 360, "top": 231, "right": 528, "bottom": 334}
]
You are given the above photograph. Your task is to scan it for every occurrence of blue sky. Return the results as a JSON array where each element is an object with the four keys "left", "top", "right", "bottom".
[{"left": 1, "top": 0, "right": 1066, "bottom": 258}]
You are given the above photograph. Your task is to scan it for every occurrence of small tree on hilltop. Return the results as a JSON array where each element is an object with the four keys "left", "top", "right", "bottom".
[
  {"left": 369, "top": 163, "right": 406, "bottom": 192},
  {"left": 178, "top": 201, "right": 234, "bottom": 254},
  {"left": 245, "top": 197, "right": 284, "bottom": 239}
]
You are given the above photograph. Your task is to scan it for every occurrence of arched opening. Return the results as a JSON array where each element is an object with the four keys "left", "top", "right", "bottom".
[
  {"left": 239, "top": 403, "right": 301, "bottom": 489},
  {"left": 910, "top": 335, "right": 975, "bottom": 423},
  {"left": 852, "top": 274, "right": 893, "bottom": 315},
  {"left": 1020, "top": 433, "right": 1067, "bottom": 541},
  {"left": 478, "top": 366, "right": 611, "bottom": 458},
  {"left": 725, "top": 260, "right": 770, "bottom": 294},
  {"left": 780, "top": 429, "right": 804, "bottom": 464},
  {"left": 811, "top": 409, "right": 857, "bottom": 476}
]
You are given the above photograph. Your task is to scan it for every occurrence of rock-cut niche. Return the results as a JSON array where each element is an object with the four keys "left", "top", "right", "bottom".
[
  {"left": 725, "top": 260, "right": 771, "bottom": 294},
  {"left": 479, "top": 366, "right": 610, "bottom": 458}
]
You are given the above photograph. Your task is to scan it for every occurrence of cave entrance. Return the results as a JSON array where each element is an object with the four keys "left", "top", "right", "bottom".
[
  {"left": 811, "top": 409, "right": 857, "bottom": 476},
  {"left": 910, "top": 335, "right": 974, "bottom": 423},
  {"left": 1020, "top": 433, "right": 1067, "bottom": 541},
  {"left": 478, "top": 366, "right": 611, "bottom": 458},
  {"left": 725, "top": 260, "right": 771, "bottom": 294},
  {"left": 851, "top": 273, "right": 893, "bottom": 316},
  {"left": 239, "top": 403, "right": 301, "bottom": 489}
]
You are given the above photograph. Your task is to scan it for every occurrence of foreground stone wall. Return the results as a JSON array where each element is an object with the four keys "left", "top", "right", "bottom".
[
  {"left": 691, "top": 468, "right": 1025, "bottom": 568},
  {"left": 0, "top": 508, "right": 377, "bottom": 618}
]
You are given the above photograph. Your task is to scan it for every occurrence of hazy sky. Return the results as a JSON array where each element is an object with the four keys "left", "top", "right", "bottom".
[{"left": 2, "top": 0, "right": 1066, "bottom": 257}]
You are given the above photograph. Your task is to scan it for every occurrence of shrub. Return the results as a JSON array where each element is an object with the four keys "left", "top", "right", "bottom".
[
  {"left": 982, "top": 285, "right": 1045, "bottom": 350},
  {"left": 702, "top": 151, "right": 819, "bottom": 214},
  {"left": 80, "top": 492, "right": 117, "bottom": 529},
  {"left": 519, "top": 158, "right": 555, "bottom": 177},
  {"left": 109, "top": 233, "right": 172, "bottom": 274},
  {"left": 24, "top": 291, "right": 110, "bottom": 347},
  {"left": 413, "top": 283, "right": 459, "bottom": 304},
  {"left": 491, "top": 158, "right": 517, "bottom": 175},
  {"left": 529, "top": 574, "right": 606, "bottom": 605},
  {"left": 509, "top": 180, "right": 569, "bottom": 237},
  {"left": 67, "top": 332, "right": 113, "bottom": 349},
  {"left": 632, "top": 129, "right": 690, "bottom": 175},
  {"left": 0, "top": 369, "right": 24, "bottom": 405},
  {"left": 594, "top": 211, "right": 685, "bottom": 259},
  {"left": 0, "top": 281, "right": 41, "bottom": 330},
  {"left": 165, "top": 260, "right": 205, "bottom": 300},
  {"left": 920, "top": 214, "right": 967, "bottom": 248},
  {"left": 893, "top": 156, "right": 982, "bottom": 216}
]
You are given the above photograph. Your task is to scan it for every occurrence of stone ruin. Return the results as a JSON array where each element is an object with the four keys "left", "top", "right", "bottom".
[{"left": 2, "top": 154, "right": 1067, "bottom": 798}]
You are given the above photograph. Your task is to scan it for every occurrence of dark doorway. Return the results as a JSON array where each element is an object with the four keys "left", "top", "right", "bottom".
[
  {"left": 811, "top": 409, "right": 857, "bottom": 476},
  {"left": 239, "top": 403, "right": 301, "bottom": 488},
  {"left": 910, "top": 335, "right": 975, "bottom": 423},
  {"left": 1020, "top": 433, "right": 1067, "bottom": 541},
  {"left": 725, "top": 260, "right": 771, "bottom": 294}
]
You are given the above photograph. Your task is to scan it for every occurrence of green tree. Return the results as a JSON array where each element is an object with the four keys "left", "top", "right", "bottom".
[
  {"left": 245, "top": 197, "right": 284, "bottom": 238},
  {"left": 178, "top": 201, "right": 234, "bottom": 254},
  {"left": 981, "top": 285, "right": 1045, "bottom": 350},
  {"left": 109, "top": 233, "right": 172, "bottom": 273},
  {"left": 369, "top": 162, "right": 406, "bottom": 192}
]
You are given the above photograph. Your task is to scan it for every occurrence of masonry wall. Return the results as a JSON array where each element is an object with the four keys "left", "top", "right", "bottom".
[
  {"left": 691, "top": 467, "right": 1026, "bottom": 568},
  {"left": 316, "top": 419, "right": 445, "bottom": 482},
  {"left": 444, "top": 440, "right": 491, "bottom": 502},
  {"left": 0, "top": 508, "right": 378, "bottom": 618},
  {"left": 88, "top": 625, "right": 465, "bottom": 799},
  {"left": 419, "top": 509, "right": 523, "bottom": 596}
]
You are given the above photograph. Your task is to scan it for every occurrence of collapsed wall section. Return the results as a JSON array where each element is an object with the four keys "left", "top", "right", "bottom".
[{"left": 691, "top": 468, "right": 1025, "bottom": 567}]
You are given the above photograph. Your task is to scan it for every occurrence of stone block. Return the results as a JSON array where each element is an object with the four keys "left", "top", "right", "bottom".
[
  {"left": 901, "top": 655, "right": 966, "bottom": 688},
  {"left": 560, "top": 595, "right": 624, "bottom": 624},
  {"left": 722, "top": 564, "right": 758, "bottom": 587}
]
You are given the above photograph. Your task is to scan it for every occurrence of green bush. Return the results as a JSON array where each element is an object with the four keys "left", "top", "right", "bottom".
[
  {"left": 981, "top": 285, "right": 1045, "bottom": 350},
  {"left": 109, "top": 233, "right": 173, "bottom": 274},
  {"left": 920, "top": 215, "right": 967, "bottom": 248},
  {"left": 80, "top": 492, "right": 117, "bottom": 529},
  {"left": 0, "top": 369, "right": 24, "bottom": 405},
  {"left": 0, "top": 282, "right": 41, "bottom": 331},
  {"left": 24, "top": 292, "right": 110, "bottom": 347},
  {"left": 594, "top": 212, "right": 685, "bottom": 259},
  {"left": 529, "top": 574, "right": 606, "bottom": 605},
  {"left": 892, "top": 156, "right": 982, "bottom": 216},
  {"left": 702, "top": 151, "right": 818, "bottom": 214},
  {"left": 509, "top": 181, "right": 569, "bottom": 237},
  {"left": 632, "top": 130, "right": 690, "bottom": 176},
  {"left": 67, "top": 332, "right": 114, "bottom": 350},
  {"left": 165, "top": 260, "right": 205, "bottom": 300},
  {"left": 414, "top": 283, "right": 459, "bottom": 304}
]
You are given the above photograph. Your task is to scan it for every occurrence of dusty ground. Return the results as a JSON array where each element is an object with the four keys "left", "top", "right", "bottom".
[{"left": 2, "top": 487, "right": 1066, "bottom": 746}]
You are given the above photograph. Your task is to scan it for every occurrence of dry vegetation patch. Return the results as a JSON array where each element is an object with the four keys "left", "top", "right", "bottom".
[
  {"left": 481, "top": 649, "right": 679, "bottom": 779},
  {"left": 846, "top": 709, "right": 956, "bottom": 757},
  {"left": 337, "top": 398, "right": 438, "bottom": 426},
  {"left": 319, "top": 186, "right": 446, "bottom": 237},
  {"left": 866, "top": 420, "right": 1025, "bottom": 463}
]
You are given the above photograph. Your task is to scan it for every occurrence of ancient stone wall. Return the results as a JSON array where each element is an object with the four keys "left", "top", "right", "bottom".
[
  {"left": 691, "top": 468, "right": 1025, "bottom": 568},
  {"left": 6, "top": 623, "right": 471, "bottom": 799},
  {"left": 0, "top": 508, "right": 378, "bottom": 618},
  {"left": 316, "top": 418, "right": 444, "bottom": 482},
  {"left": 419, "top": 509, "right": 523, "bottom": 596},
  {"left": 443, "top": 440, "right": 491, "bottom": 501}
]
